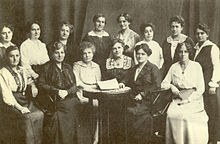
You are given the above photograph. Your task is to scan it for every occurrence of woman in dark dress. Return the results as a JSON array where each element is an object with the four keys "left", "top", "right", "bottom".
[
  {"left": 38, "top": 42, "right": 79, "bottom": 144},
  {"left": 122, "top": 43, "right": 161, "bottom": 144},
  {"left": 193, "top": 23, "right": 220, "bottom": 144},
  {"left": 162, "top": 15, "right": 194, "bottom": 78},
  {"left": 0, "top": 46, "right": 44, "bottom": 144},
  {"left": 48, "top": 21, "right": 77, "bottom": 65},
  {"left": 83, "top": 13, "right": 112, "bottom": 74}
]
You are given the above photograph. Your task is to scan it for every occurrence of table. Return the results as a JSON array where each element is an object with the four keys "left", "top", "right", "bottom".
[{"left": 83, "top": 87, "right": 131, "bottom": 144}]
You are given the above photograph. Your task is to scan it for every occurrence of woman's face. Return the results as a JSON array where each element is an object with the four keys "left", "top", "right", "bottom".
[
  {"left": 195, "top": 28, "right": 208, "bottom": 42},
  {"left": 136, "top": 48, "right": 148, "bottom": 64},
  {"left": 83, "top": 48, "right": 94, "bottom": 64},
  {"left": 94, "top": 17, "right": 106, "bottom": 32},
  {"left": 1, "top": 27, "right": 13, "bottom": 43},
  {"left": 30, "top": 23, "right": 41, "bottom": 40},
  {"left": 118, "top": 16, "right": 130, "bottom": 30},
  {"left": 53, "top": 48, "right": 65, "bottom": 63},
  {"left": 8, "top": 49, "right": 20, "bottom": 67},
  {"left": 59, "top": 25, "right": 70, "bottom": 40},
  {"left": 144, "top": 26, "right": 154, "bottom": 41},
  {"left": 112, "top": 42, "right": 124, "bottom": 58},
  {"left": 178, "top": 44, "right": 189, "bottom": 63},
  {"left": 170, "top": 21, "right": 183, "bottom": 37}
]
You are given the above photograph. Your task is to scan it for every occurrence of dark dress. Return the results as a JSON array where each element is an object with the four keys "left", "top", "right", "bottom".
[
  {"left": 103, "top": 55, "right": 133, "bottom": 143},
  {"left": 123, "top": 61, "right": 161, "bottom": 144},
  {"left": 38, "top": 61, "right": 79, "bottom": 144},
  {"left": 0, "top": 66, "right": 44, "bottom": 144},
  {"left": 162, "top": 35, "right": 194, "bottom": 77},
  {"left": 83, "top": 30, "right": 112, "bottom": 75}
]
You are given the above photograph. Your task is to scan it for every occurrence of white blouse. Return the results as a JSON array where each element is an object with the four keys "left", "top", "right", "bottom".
[{"left": 0, "top": 67, "right": 28, "bottom": 107}]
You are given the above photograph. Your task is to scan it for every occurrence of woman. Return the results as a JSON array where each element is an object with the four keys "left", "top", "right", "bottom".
[
  {"left": 0, "top": 23, "right": 15, "bottom": 68},
  {"left": 193, "top": 23, "right": 220, "bottom": 144},
  {"left": 136, "top": 23, "right": 164, "bottom": 69},
  {"left": 38, "top": 42, "right": 78, "bottom": 144},
  {"left": 83, "top": 13, "right": 112, "bottom": 74},
  {"left": 105, "top": 38, "right": 134, "bottom": 82},
  {"left": 161, "top": 42, "right": 208, "bottom": 144},
  {"left": 48, "top": 21, "right": 77, "bottom": 65},
  {"left": 73, "top": 41, "right": 101, "bottom": 144},
  {"left": 162, "top": 16, "right": 194, "bottom": 77},
  {"left": 115, "top": 13, "right": 140, "bottom": 59},
  {"left": 0, "top": 46, "right": 44, "bottom": 144},
  {"left": 121, "top": 43, "right": 161, "bottom": 144},
  {"left": 104, "top": 38, "right": 134, "bottom": 143},
  {"left": 20, "top": 21, "right": 49, "bottom": 79}
]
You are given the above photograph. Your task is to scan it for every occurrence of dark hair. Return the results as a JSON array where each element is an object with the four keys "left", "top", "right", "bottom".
[
  {"left": 112, "top": 38, "right": 125, "bottom": 48},
  {"left": 195, "top": 23, "right": 210, "bottom": 35},
  {"left": 25, "top": 20, "right": 41, "bottom": 34},
  {"left": 140, "top": 23, "right": 155, "bottom": 34},
  {"left": 176, "top": 42, "right": 194, "bottom": 60},
  {"left": 0, "top": 23, "right": 14, "bottom": 33},
  {"left": 58, "top": 21, "right": 74, "bottom": 34},
  {"left": 79, "top": 41, "right": 96, "bottom": 55},
  {"left": 169, "top": 16, "right": 185, "bottom": 27},
  {"left": 5, "top": 45, "right": 19, "bottom": 57},
  {"left": 117, "top": 13, "right": 133, "bottom": 23},
  {"left": 93, "top": 13, "right": 106, "bottom": 24},
  {"left": 135, "top": 43, "right": 152, "bottom": 56}
]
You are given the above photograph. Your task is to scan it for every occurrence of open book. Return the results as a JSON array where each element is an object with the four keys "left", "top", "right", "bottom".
[{"left": 97, "top": 78, "right": 119, "bottom": 90}]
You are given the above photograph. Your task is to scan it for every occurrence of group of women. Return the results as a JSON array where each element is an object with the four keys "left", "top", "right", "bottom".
[{"left": 0, "top": 12, "right": 219, "bottom": 144}]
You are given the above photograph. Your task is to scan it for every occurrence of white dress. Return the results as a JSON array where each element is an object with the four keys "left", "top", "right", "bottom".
[{"left": 161, "top": 60, "right": 208, "bottom": 144}]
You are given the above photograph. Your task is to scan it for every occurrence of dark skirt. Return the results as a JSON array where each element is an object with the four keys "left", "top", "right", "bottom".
[
  {"left": 43, "top": 97, "right": 79, "bottom": 144},
  {"left": 0, "top": 99, "right": 44, "bottom": 144}
]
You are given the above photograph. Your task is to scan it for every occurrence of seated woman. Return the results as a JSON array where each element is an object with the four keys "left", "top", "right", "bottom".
[
  {"left": 121, "top": 43, "right": 161, "bottom": 144},
  {"left": 0, "top": 46, "right": 44, "bottom": 144},
  {"left": 38, "top": 42, "right": 78, "bottom": 144},
  {"left": 161, "top": 42, "right": 208, "bottom": 144},
  {"left": 73, "top": 41, "right": 101, "bottom": 144},
  {"left": 104, "top": 38, "right": 134, "bottom": 143},
  {"left": 136, "top": 23, "right": 164, "bottom": 68}
]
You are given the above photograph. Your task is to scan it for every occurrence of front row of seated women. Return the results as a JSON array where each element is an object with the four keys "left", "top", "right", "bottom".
[{"left": 0, "top": 39, "right": 211, "bottom": 144}]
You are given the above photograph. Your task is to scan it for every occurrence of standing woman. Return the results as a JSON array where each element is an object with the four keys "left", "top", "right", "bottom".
[
  {"left": 161, "top": 42, "right": 208, "bottom": 144},
  {"left": 162, "top": 16, "right": 194, "bottom": 77},
  {"left": 48, "top": 21, "right": 76, "bottom": 65},
  {"left": 0, "top": 46, "right": 44, "bottom": 144},
  {"left": 193, "top": 23, "right": 220, "bottom": 144},
  {"left": 20, "top": 21, "right": 49, "bottom": 79},
  {"left": 83, "top": 13, "right": 112, "bottom": 74},
  {"left": 121, "top": 43, "right": 161, "bottom": 144},
  {"left": 38, "top": 42, "right": 78, "bottom": 144},
  {"left": 0, "top": 23, "right": 15, "bottom": 68},
  {"left": 136, "top": 23, "right": 164, "bottom": 69},
  {"left": 116, "top": 13, "right": 140, "bottom": 59}
]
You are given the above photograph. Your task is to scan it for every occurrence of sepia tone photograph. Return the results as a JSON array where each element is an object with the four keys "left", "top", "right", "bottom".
[{"left": 0, "top": 0, "right": 220, "bottom": 144}]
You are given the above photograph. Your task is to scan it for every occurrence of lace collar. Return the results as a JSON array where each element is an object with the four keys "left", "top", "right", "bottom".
[
  {"left": 167, "top": 34, "right": 187, "bottom": 44},
  {"left": 106, "top": 55, "right": 132, "bottom": 70},
  {"left": 88, "top": 30, "right": 109, "bottom": 38}
]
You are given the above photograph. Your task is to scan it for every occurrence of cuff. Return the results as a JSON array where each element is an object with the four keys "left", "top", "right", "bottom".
[{"left": 209, "top": 81, "right": 219, "bottom": 88}]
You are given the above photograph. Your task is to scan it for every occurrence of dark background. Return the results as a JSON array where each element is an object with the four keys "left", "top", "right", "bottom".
[{"left": 0, "top": 0, "right": 220, "bottom": 48}]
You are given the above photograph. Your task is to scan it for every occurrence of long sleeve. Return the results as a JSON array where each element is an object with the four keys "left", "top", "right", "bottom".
[
  {"left": 161, "top": 65, "right": 173, "bottom": 89},
  {"left": 209, "top": 44, "right": 220, "bottom": 87},
  {"left": 159, "top": 46, "right": 164, "bottom": 69},
  {"left": 73, "top": 62, "right": 87, "bottom": 87}
]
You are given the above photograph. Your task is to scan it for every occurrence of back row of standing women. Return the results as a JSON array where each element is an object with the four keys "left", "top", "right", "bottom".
[{"left": 0, "top": 13, "right": 219, "bottom": 144}]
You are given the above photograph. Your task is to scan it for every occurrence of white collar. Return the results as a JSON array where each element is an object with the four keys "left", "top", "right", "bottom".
[
  {"left": 194, "top": 40, "right": 215, "bottom": 50},
  {"left": 167, "top": 34, "right": 187, "bottom": 44},
  {"left": 0, "top": 42, "right": 15, "bottom": 48},
  {"left": 77, "top": 61, "right": 98, "bottom": 68},
  {"left": 88, "top": 30, "right": 109, "bottom": 38}
]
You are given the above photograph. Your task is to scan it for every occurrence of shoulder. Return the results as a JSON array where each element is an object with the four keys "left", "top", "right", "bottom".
[
  {"left": 0, "top": 67, "right": 10, "bottom": 76},
  {"left": 130, "top": 29, "right": 140, "bottom": 37},
  {"left": 20, "top": 39, "right": 30, "bottom": 48}
]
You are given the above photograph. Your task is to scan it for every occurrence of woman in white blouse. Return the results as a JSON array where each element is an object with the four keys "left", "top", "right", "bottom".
[
  {"left": 0, "top": 46, "right": 43, "bottom": 144},
  {"left": 161, "top": 42, "right": 208, "bottom": 144},
  {"left": 20, "top": 21, "right": 49, "bottom": 80},
  {"left": 73, "top": 41, "right": 101, "bottom": 144},
  {"left": 135, "top": 23, "right": 164, "bottom": 68}
]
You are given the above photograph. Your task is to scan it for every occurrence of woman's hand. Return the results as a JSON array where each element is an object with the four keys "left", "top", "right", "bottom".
[
  {"left": 119, "top": 83, "right": 125, "bottom": 89},
  {"left": 134, "top": 94, "right": 143, "bottom": 101},
  {"left": 209, "top": 87, "right": 216, "bottom": 95},
  {"left": 31, "top": 84, "right": 38, "bottom": 97},
  {"left": 58, "top": 90, "right": 68, "bottom": 99},
  {"left": 20, "top": 107, "right": 30, "bottom": 114},
  {"left": 171, "top": 85, "right": 180, "bottom": 96}
]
